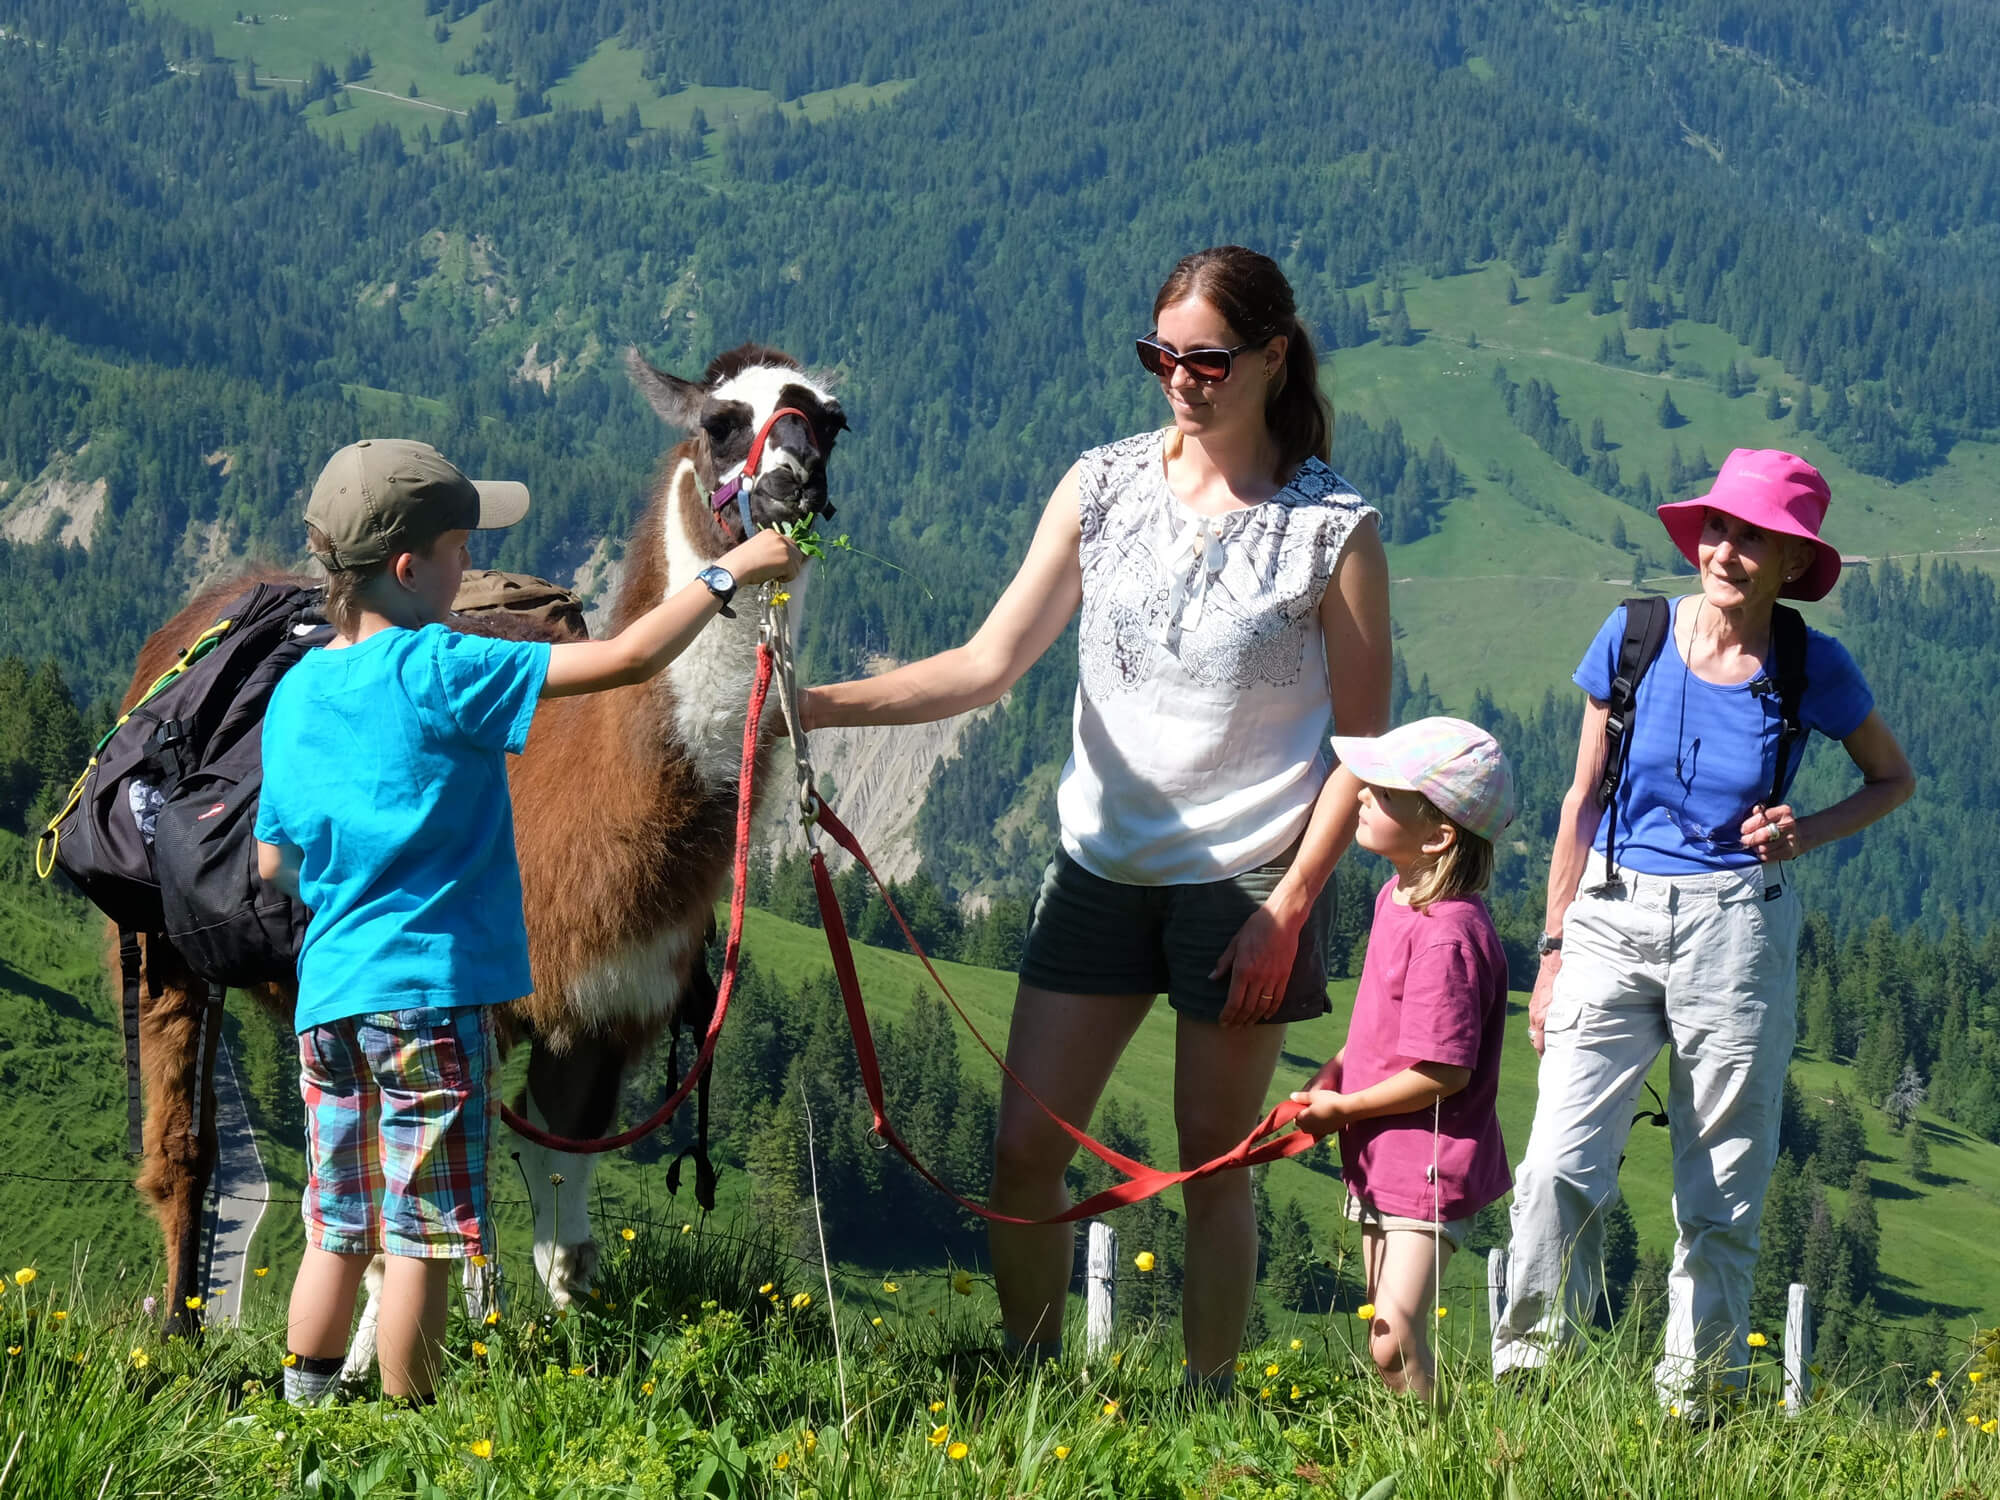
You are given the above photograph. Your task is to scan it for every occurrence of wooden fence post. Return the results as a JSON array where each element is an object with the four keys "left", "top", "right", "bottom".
[
  {"left": 1783, "top": 1282, "right": 1813, "bottom": 1414},
  {"left": 1085, "top": 1221, "right": 1118, "bottom": 1357},
  {"left": 1487, "top": 1245, "right": 1508, "bottom": 1334}
]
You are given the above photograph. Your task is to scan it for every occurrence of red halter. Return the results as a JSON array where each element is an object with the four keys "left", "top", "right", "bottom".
[{"left": 711, "top": 406, "right": 820, "bottom": 534}]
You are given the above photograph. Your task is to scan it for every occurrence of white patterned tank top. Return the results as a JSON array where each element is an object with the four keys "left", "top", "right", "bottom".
[{"left": 1059, "top": 430, "right": 1379, "bottom": 885}]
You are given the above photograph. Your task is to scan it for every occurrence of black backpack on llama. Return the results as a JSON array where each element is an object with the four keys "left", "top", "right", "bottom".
[{"left": 37, "top": 580, "right": 332, "bottom": 987}]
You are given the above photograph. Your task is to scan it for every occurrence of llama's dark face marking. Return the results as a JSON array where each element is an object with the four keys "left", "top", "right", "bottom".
[{"left": 627, "top": 345, "right": 847, "bottom": 540}]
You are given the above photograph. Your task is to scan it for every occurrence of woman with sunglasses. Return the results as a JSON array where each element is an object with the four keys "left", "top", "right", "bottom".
[
  {"left": 1490, "top": 450, "right": 1914, "bottom": 1409},
  {"left": 801, "top": 245, "right": 1390, "bottom": 1390}
]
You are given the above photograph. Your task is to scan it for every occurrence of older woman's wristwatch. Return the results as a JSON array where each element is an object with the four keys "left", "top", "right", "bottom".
[
  {"left": 696, "top": 563, "right": 738, "bottom": 618},
  {"left": 1536, "top": 932, "right": 1563, "bottom": 958}
]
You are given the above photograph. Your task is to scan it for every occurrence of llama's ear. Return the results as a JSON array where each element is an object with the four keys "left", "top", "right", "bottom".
[{"left": 626, "top": 348, "right": 707, "bottom": 429}]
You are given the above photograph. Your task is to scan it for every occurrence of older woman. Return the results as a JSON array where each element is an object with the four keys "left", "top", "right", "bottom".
[
  {"left": 802, "top": 246, "right": 1391, "bottom": 1389},
  {"left": 1491, "top": 449, "right": 1915, "bottom": 1405}
]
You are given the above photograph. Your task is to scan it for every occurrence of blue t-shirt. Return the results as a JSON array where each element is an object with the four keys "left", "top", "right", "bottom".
[
  {"left": 1575, "top": 599, "right": 1873, "bottom": 875},
  {"left": 254, "top": 624, "right": 552, "bottom": 1031}
]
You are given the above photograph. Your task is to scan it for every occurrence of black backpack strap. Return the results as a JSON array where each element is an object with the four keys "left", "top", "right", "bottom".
[
  {"left": 1766, "top": 604, "right": 1809, "bottom": 809},
  {"left": 1597, "top": 597, "right": 1672, "bottom": 887},
  {"left": 120, "top": 930, "right": 146, "bottom": 1157}
]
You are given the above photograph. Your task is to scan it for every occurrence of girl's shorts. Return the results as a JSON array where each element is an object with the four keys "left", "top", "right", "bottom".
[
  {"left": 1346, "top": 1190, "right": 1476, "bottom": 1251},
  {"left": 298, "top": 1005, "right": 495, "bottom": 1260},
  {"left": 1017, "top": 848, "right": 1333, "bottom": 1024}
]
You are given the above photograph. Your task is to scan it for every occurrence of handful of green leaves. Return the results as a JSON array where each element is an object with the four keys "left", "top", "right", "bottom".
[{"left": 780, "top": 516, "right": 932, "bottom": 598}]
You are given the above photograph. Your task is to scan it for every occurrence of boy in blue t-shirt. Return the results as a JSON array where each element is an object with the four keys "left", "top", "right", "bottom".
[{"left": 255, "top": 438, "right": 799, "bottom": 1404}]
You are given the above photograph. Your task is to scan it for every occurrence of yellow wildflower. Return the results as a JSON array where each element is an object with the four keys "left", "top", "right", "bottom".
[
  {"left": 773, "top": 1452, "right": 791, "bottom": 1471},
  {"left": 470, "top": 1254, "right": 488, "bottom": 1268},
  {"left": 1970, "top": 1414, "right": 1982, "bottom": 1427},
  {"left": 129, "top": 1344, "right": 150, "bottom": 1367},
  {"left": 791, "top": 1291, "right": 813, "bottom": 1310},
  {"left": 569, "top": 1364, "right": 587, "bottom": 1377},
  {"left": 1972, "top": 1371, "right": 1988, "bottom": 1384},
  {"left": 469, "top": 1440, "right": 494, "bottom": 1460},
  {"left": 1746, "top": 1332, "right": 1768, "bottom": 1349},
  {"left": 1291, "top": 1384, "right": 1303, "bottom": 1400},
  {"left": 1234, "top": 1358, "right": 1245, "bottom": 1373},
  {"left": 471, "top": 1341, "right": 488, "bottom": 1357},
  {"left": 1110, "top": 1352, "right": 1122, "bottom": 1367},
  {"left": 1054, "top": 1444, "right": 1072, "bottom": 1460},
  {"left": 1937, "top": 1427, "right": 1950, "bottom": 1439},
  {"left": 759, "top": 1282, "right": 775, "bottom": 1295},
  {"left": 929, "top": 1425, "right": 949, "bottom": 1446},
  {"left": 282, "top": 1353, "right": 297, "bottom": 1367},
  {"left": 952, "top": 1271, "right": 973, "bottom": 1295},
  {"left": 621, "top": 1227, "right": 637, "bottom": 1242},
  {"left": 871, "top": 1316, "right": 883, "bottom": 1327},
  {"left": 1133, "top": 1251, "right": 1157, "bottom": 1273},
  {"left": 1290, "top": 1338, "right": 1303, "bottom": 1351},
  {"left": 484, "top": 1309, "right": 500, "bottom": 1326},
  {"left": 929, "top": 1400, "right": 945, "bottom": 1414},
  {"left": 1986, "top": 1420, "right": 1999, "bottom": 1436},
  {"left": 803, "top": 1431, "right": 817, "bottom": 1454},
  {"left": 1102, "top": 1399, "right": 1119, "bottom": 1417},
  {"left": 1930, "top": 1370, "right": 1943, "bottom": 1386},
  {"left": 681, "top": 1223, "right": 694, "bottom": 1235},
  {"left": 12, "top": 1268, "right": 35, "bottom": 1288},
  {"left": 947, "top": 1442, "right": 969, "bottom": 1461},
  {"left": 52, "top": 1310, "right": 66, "bottom": 1323},
  {"left": 185, "top": 1296, "right": 203, "bottom": 1310},
  {"left": 772, "top": 591, "right": 792, "bottom": 607},
  {"left": 641, "top": 1380, "right": 655, "bottom": 1395},
  {"left": 1357, "top": 1303, "right": 1377, "bottom": 1321},
  {"left": 882, "top": 1280, "right": 900, "bottom": 1293},
  {"left": 1435, "top": 1307, "right": 1449, "bottom": 1319},
  {"left": 5, "top": 1345, "right": 18, "bottom": 1357},
  {"left": 1264, "top": 1362, "right": 1279, "bottom": 1377}
]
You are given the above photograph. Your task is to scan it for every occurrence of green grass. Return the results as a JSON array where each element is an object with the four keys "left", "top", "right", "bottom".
[
  {"left": 5, "top": 838, "right": 1998, "bottom": 1343},
  {"left": 2, "top": 1226, "right": 1997, "bottom": 1498},
  {"left": 1331, "top": 263, "right": 2000, "bottom": 709}
]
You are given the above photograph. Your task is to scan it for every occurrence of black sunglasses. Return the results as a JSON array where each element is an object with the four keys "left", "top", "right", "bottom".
[{"left": 1135, "top": 333, "right": 1263, "bottom": 384}]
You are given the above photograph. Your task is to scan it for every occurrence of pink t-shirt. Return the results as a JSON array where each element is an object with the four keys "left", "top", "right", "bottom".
[{"left": 1332, "top": 879, "right": 1511, "bottom": 1220}]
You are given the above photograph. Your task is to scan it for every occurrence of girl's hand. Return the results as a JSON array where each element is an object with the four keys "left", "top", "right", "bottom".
[
  {"left": 1212, "top": 891, "right": 1308, "bottom": 1026},
  {"left": 1287, "top": 1088, "right": 1352, "bottom": 1137},
  {"left": 1527, "top": 954, "right": 1560, "bottom": 1056},
  {"left": 720, "top": 529, "right": 805, "bottom": 587},
  {"left": 1739, "top": 802, "right": 1808, "bottom": 862}
]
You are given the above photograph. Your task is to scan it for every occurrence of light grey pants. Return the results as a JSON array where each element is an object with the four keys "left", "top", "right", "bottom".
[{"left": 1491, "top": 861, "right": 1801, "bottom": 1400}]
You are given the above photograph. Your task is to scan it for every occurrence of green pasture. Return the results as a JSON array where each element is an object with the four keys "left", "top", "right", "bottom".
[
  {"left": 5, "top": 833, "right": 1996, "bottom": 1339},
  {"left": 1329, "top": 263, "right": 2000, "bottom": 708}
]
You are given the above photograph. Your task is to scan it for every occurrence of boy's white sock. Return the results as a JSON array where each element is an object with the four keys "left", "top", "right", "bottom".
[{"left": 283, "top": 1352, "right": 345, "bottom": 1404}]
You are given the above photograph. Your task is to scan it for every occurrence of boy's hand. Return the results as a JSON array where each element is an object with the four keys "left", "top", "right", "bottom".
[
  {"left": 1287, "top": 1088, "right": 1353, "bottom": 1138},
  {"left": 720, "top": 529, "right": 805, "bottom": 588}
]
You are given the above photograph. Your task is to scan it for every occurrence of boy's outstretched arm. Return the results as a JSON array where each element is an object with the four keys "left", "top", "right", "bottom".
[
  {"left": 541, "top": 529, "right": 802, "bottom": 699},
  {"left": 1289, "top": 1062, "right": 1471, "bottom": 1137}
]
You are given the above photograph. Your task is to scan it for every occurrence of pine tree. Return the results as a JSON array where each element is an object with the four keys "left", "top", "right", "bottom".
[
  {"left": 1753, "top": 1155, "right": 1808, "bottom": 1330},
  {"left": 1904, "top": 1119, "right": 1931, "bottom": 1179},
  {"left": 1842, "top": 1164, "right": 1881, "bottom": 1295},
  {"left": 1765, "top": 385, "right": 1785, "bottom": 420},
  {"left": 1793, "top": 383, "right": 1815, "bottom": 431},
  {"left": 1657, "top": 389, "right": 1684, "bottom": 428},
  {"left": 1814, "top": 1087, "right": 1868, "bottom": 1184},
  {"left": 1266, "top": 1197, "right": 1317, "bottom": 1312},
  {"left": 1504, "top": 274, "right": 1519, "bottom": 306},
  {"left": 1600, "top": 1196, "right": 1639, "bottom": 1322}
]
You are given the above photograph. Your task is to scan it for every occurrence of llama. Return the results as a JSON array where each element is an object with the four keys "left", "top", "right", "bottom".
[{"left": 115, "top": 344, "right": 847, "bottom": 1337}]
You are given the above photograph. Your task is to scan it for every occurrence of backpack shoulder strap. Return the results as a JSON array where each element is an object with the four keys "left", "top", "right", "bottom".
[
  {"left": 1766, "top": 603, "right": 1809, "bottom": 807},
  {"left": 1595, "top": 596, "right": 1672, "bottom": 887},
  {"left": 1597, "top": 596, "right": 1672, "bottom": 803}
]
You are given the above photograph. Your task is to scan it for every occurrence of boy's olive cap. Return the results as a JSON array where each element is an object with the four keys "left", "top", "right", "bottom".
[{"left": 305, "top": 439, "right": 530, "bottom": 569}]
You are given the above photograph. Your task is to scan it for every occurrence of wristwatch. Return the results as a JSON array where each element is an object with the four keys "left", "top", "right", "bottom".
[
  {"left": 696, "top": 564, "right": 738, "bottom": 618},
  {"left": 1536, "top": 931, "right": 1564, "bottom": 958}
]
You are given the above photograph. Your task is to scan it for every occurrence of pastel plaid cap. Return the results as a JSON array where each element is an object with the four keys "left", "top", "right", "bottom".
[{"left": 1331, "top": 716, "right": 1518, "bottom": 843}]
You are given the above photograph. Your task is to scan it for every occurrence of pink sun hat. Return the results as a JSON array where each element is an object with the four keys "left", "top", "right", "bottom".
[
  {"left": 1656, "top": 448, "right": 1842, "bottom": 601},
  {"left": 1331, "top": 717, "right": 1518, "bottom": 844}
]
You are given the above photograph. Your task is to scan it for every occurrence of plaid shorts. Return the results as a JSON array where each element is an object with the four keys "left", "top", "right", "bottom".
[{"left": 298, "top": 1005, "right": 495, "bottom": 1260}]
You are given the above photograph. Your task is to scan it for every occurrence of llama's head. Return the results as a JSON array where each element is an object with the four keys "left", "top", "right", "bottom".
[{"left": 628, "top": 344, "right": 848, "bottom": 547}]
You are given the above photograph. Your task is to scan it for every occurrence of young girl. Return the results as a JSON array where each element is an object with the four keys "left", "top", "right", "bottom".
[{"left": 1289, "top": 717, "right": 1516, "bottom": 1398}]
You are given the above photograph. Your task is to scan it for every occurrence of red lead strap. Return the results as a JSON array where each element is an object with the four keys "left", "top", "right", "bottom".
[
  {"left": 808, "top": 800, "right": 1318, "bottom": 1223},
  {"left": 496, "top": 644, "right": 774, "bottom": 1155}
]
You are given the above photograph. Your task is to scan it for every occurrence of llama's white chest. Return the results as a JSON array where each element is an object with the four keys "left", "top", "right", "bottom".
[{"left": 567, "top": 925, "right": 699, "bottom": 1030}]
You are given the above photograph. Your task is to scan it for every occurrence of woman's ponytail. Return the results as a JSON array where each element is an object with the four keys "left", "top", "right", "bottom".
[{"left": 1153, "top": 246, "right": 1332, "bottom": 483}]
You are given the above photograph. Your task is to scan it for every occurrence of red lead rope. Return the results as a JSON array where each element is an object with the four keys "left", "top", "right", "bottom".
[
  {"left": 807, "top": 801, "right": 1316, "bottom": 1223},
  {"left": 496, "top": 644, "right": 773, "bottom": 1155},
  {"left": 502, "top": 642, "right": 1319, "bottom": 1211}
]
